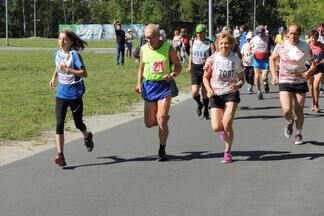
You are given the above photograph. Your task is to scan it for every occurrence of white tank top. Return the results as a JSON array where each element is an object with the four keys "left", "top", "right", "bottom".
[{"left": 192, "top": 39, "right": 211, "bottom": 65}]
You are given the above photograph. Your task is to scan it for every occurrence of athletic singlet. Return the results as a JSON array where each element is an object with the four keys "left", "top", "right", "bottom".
[
  {"left": 55, "top": 49, "right": 83, "bottom": 85},
  {"left": 141, "top": 42, "right": 171, "bottom": 81},
  {"left": 241, "top": 43, "right": 254, "bottom": 67},
  {"left": 308, "top": 42, "right": 324, "bottom": 65},
  {"left": 54, "top": 49, "right": 85, "bottom": 99},
  {"left": 192, "top": 39, "right": 211, "bottom": 65},
  {"left": 204, "top": 52, "right": 243, "bottom": 96},
  {"left": 249, "top": 36, "right": 270, "bottom": 60},
  {"left": 273, "top": 40, "right": 313, "bottom": 84}
]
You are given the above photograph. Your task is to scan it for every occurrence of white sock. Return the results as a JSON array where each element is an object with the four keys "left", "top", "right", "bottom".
[
  {"left": 287, "top": 119, "right": 293, "bottom": 124},
  {"left": 296, "top": 129, "right": 302, "bottom": 135}
]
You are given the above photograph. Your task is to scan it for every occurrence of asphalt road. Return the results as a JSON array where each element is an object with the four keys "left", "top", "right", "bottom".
[{"left": 1, "top": 85, "right": 323, "bottom": 216}]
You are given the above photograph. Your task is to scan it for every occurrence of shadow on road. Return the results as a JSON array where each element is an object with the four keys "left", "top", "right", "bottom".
[{"left": 62, "top": 150, "right": 323, "bottom": 170}]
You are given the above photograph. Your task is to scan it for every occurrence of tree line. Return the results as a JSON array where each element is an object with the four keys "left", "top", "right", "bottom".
[{"left": 0, "top": 0, "right": 323, "bottom": 39}]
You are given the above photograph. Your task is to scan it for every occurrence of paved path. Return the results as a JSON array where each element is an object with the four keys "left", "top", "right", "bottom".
[{"left": 1, "top": 85, "right": 323, "bottom": 216}]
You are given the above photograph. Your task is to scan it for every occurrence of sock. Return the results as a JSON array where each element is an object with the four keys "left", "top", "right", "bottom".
[
  {"left": 159, "top": 144, "right": 165, "bottom": 151},
  {"left": 193, "top": 95, "right": 202, "bottom": 105},
  {"left": 203, "top": 98, "right": 209, "bottom": 113},
  {"left": 296, "top": 129, "right": 302, "bottom": 135}
]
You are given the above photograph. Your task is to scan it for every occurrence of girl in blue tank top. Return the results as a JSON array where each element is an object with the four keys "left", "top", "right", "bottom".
[{"left": 49, "top": 30, "right": 94, "bottom": 167}]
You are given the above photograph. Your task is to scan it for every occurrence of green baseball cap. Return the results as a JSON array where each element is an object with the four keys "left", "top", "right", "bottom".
[{"left": 196, "top": 25, "right": 207, "bottom": 33}]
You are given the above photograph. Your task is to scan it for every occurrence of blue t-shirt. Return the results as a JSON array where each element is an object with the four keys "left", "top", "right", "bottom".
[
  {"left": 240, "top": 31, "right": 247, "bottom": 50},
  {"left": 54, "top": 49, "right": 86, "bottom": 99}
]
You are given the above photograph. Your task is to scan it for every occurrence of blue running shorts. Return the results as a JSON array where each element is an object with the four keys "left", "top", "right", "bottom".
[
  {"left": 253, "top": 58, "right": 269, "bottom": 70},
  {"left": 141, "top": 79, "right": 178, "bottom": 102}
]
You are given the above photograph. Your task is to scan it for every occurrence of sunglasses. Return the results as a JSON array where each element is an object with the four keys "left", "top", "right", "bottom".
[
  {"left": 257, "top": 31, "right": 264, "bottom": 35},
  {"left": 196, "top": 32, "right": 205, "bottom": 35}
]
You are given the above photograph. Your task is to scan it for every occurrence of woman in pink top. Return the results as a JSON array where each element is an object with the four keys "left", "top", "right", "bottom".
[{"left": 307, "top": 29, "right": 324, "bottom": 112}]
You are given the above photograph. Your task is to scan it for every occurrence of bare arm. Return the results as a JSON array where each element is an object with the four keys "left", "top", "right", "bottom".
[
  {"left": 49, "top": 67, "right": 58, "bottom": 89},
  {"left": 302, "top": 59, "right": 316, "bottom": 78},
  {"left": 163, "top": 46, "right": 182, "bottom": 82},
  {"left": 186, "top": 40, "right": 193, "bottom": 74},
  {"left": 269, "top": 54, "right": 279, "bottom": 86},
  {"left": 136, "top": 50, "right": 144, "bottom": 93},
  {"left": 203, "top": 69, "right": 214, "bottom": 98},
  {"left": 58, "top": 63, "right": 88, "bottom": 78}
]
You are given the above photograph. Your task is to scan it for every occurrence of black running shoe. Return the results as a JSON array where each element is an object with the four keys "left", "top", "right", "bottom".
[
  {"left": 264, "top": 83, "right": 270, "bottom": 93},
  {"left": 257, "top": 92, "right": 263, "bottom": 100},
  {"left": 84, "top": 132, "right": 94, "bottom": 152},
  {"left": 202, "top": 111, "right": 209, "bottom": 120},
  {"left": 196, "top": 103, "right": 203, "bottom": 117},
  {"left": 157, "top": 149, "right": 169, "bottom": 162},
  {"left": 55, "top": 153, "right": 66, "bottom": 167}
]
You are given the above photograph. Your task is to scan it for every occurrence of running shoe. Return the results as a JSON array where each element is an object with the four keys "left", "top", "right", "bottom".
[
  {"left": 294, "top": 134, "right": 303, "bottom": 145},
  {"left": 284, "top": 118, "right": 294, "bottom": 138},
  {"left": 202, "top": 111, "right": 209, "bottom": 120},
  {"left": 257, "top": 92, "right": 263, "bottom": 100},
  {"left": 84, "top": 132, "right": 94, "bottom": 152},
  {"left": 264, "top": 83, "right": 270, "bottom": 93},
  {"left": 248, "top": 87, "right": 253, "bottom": 94},
  {"left": 196, "top": 103, "right": 203, "bottom": 117},
  {"left": 320, "top": 88, "right": 324, "bottom": 94},
  {"left": 311, "top": 103, "right": 315, "bottom": 111},
  {"left": 220, "top": 131, "right": 226, "bottom": 141},
  {"left": 222, "top": 151, "right": 232, "bottom": 164},
  {"left": 314, "top": 104, "right": 320, "bottom": 113},
  {"left": 55, "top": 153, "right": 66, "bottom": 167},
  {"left": 157, "top": 149, "right": 169, "bottom": 162}
]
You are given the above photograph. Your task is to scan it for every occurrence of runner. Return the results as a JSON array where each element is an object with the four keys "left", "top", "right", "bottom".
[
  {"left": 269, "top": 24, "right": 316, "bottom": 145},
  {"left": 241, "top": 32, "right": 254, "bottom": 94},
  {"left": 306, "top": 29, "right": 324, "bottom": 112},
  {"left": 186, "top": 24, "right": 216, "bottom": 120},
  {"left": 248, "top": 25, "right": 274, "bottom": 100},
  {"left": 203, "top": 32, "right": 245, "bottom": 164},
  {"left": 135, "top": 24, "right": 182, "bottom": 162},
  {"left": 49, "top": 29, "right": 94, "bottom": 167}
]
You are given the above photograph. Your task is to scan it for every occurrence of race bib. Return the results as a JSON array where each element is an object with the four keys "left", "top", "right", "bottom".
[{"left": 150, "top": 60, "right": 166, "bottom": 73}]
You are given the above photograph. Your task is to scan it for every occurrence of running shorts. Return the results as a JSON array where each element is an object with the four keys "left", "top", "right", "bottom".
[
  {"left": 279, "top": 82, "right": 309, "bottom": 94},
  {"left": 141, "top": 79, "right": 178, "bottom": 102},
  {"left": 306, "top": 64, "right": 324, "bottom": 75},
  {"left": 210, "top": 91, "right": 240, "bottom": 109},
  {"left": 191, "top": 63, "right": 205, "bottom": 86},
  {"left": 253, "top": 58, "right": 269, "bottom": 70}
]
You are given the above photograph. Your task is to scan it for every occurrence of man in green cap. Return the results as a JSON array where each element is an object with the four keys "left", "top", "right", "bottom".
[{"left": 186, "top": 24, "right": 216, "bottom": 120}]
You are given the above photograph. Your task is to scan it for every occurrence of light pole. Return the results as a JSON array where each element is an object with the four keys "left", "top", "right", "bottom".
[
  {"left": 34, "top": 0, "right": 36, "bottom": 37},
  {"left": 209, "top": 0, "right": 213, "bottom": 40},
  {"left": 5, "top": 0, "right": 9, "bottom": 45},
  {"left": 63, "top": 0, "right": 67, "bottom": 24},
  {"left": 72, "top": 0, "right": 74, "bottom": 24},
  {"left": 131, "top": 0, "right": 133, "bottom": 29},
  {"left": 254, "top": 0, "right": 256, "bottom": 35},
  {"left": 227, "top": 0, "right": 229, "bottom": 27}
]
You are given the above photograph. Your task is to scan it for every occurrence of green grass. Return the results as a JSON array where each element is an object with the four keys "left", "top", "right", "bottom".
[
  {"left": 0, "top": 50, "right": 191, "bottom": 142},
  {"left": 0, "top": 38, "right": 139, "bottom": 48}
]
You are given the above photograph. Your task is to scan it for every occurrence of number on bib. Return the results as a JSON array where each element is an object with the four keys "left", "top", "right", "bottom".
[{"left": 150, "top": 60, "right": 166, "bottom": 73}]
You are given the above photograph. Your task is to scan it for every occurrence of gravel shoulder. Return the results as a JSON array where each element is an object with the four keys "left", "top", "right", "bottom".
[{"left": 0, "top": 92, "right": 192, "bottom": 166}]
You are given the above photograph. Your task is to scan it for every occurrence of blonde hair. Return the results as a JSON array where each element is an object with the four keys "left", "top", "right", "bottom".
[{"left": 216, "top": 32, "right": 236, "bottom": 50}]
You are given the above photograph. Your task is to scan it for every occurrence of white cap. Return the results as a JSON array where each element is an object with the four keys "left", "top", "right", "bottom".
[{"left": 246, "top": 32, "right": 253, "bottom": 39}]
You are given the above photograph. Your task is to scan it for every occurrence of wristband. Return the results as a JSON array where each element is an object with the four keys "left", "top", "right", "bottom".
[
  {"left": 236, "top": 83, "right": 242, "bottom": 88},
  {"left": 170, "top": 72, "right": 175, "bottom": 78}
]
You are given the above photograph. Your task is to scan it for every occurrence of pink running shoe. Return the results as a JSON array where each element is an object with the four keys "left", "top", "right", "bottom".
[
  {"left": 222, "top": 151, "right": 232, "bottom": 164},
  {"left": 220, "top": 131, "right": 226, "bottom": 141}
]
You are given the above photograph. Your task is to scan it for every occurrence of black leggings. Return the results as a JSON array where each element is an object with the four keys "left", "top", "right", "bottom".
[
  {"left": 244, "top": 66, "right": 254, "bottom": 85},
  {"left": 55, "top": 97, "right": 86, "bottom": 134}
]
